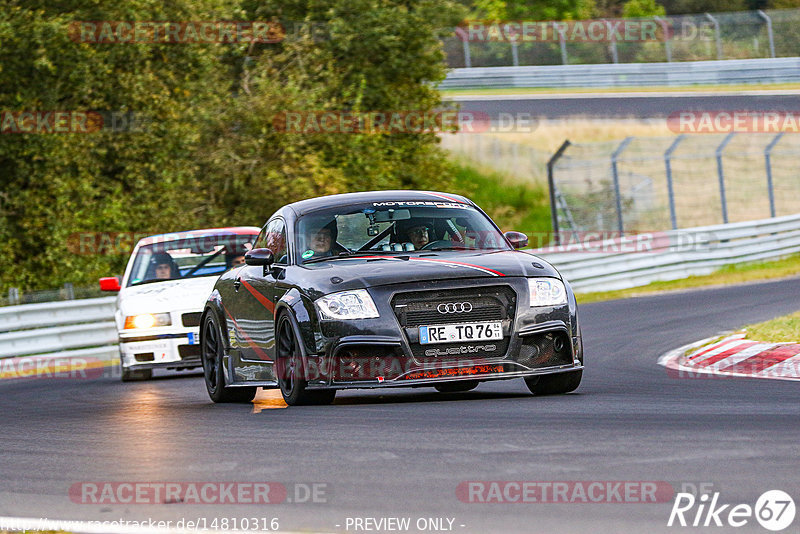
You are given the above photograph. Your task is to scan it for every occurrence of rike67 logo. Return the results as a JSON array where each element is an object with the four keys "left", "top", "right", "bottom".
[{"left": 668, "top": 490, "right": 795, "bottom": 531}]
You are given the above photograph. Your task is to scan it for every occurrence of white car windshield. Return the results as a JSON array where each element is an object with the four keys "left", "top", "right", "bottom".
[
  {"left": 126, "top": 234, "right": 256, "bottom": 287},
  {"left": 296, "top": 202, "right": 511, "bottom": 263}
]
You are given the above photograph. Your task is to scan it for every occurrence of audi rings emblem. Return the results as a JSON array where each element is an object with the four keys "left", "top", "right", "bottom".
[{"left": 437, "top": 302, "right": 473, "bottom": 314}]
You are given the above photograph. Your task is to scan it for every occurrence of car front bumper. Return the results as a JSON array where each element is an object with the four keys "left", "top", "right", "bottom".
[
  {"left": 118, "top": 331, "right": 202, "bottom": 370},
  {"left": 300, "top": 277, "right": 583, "bottom": 389}
]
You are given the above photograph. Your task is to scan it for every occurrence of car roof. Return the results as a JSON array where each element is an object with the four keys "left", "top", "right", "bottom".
[
  {"left": 286, "top": 190, "right": 474, "bottom": 215},
  {"left": 135, "top": 227, "right": 261, "bottom": 246}
]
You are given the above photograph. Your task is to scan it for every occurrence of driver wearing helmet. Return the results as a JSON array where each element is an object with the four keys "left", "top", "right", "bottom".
[{"left": 148, "top": 252, "right": 180, "bottom": 280}]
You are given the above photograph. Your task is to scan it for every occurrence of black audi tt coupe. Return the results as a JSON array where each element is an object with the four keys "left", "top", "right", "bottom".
[{"left": 200, "top": 190, "right": 583, "bottom": 405}]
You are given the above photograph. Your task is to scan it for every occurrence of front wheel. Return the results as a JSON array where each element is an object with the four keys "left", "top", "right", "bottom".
[
  {"left": 202, "top": 312, "right": 257, "bottom": 403},
  {"left": 524, "top": 370, "right": 582, "bottom": 396},
  {"left": 276, "top": 314, "right": 336, "bottom": 406}
]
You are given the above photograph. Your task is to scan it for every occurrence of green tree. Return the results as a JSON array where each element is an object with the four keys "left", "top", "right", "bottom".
[
  {"left": 0, "top": 0, "right": 466, "bottom": 292},
  {"left": 0, "top": 0, "right": 238, "bottom": 291},
  {"left": 622, "top": 0, "right": 665, "bottom": 17},
  {"left": 197, "top": 0, "right": 465, "bottom": 225},
  {"left": 471, "top": 0, "right": 595, "bottom": 21}
]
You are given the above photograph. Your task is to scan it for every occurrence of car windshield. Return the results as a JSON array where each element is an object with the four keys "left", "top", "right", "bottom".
[
  {"left": 296, "top": 201, "right": 511, "bottom": 263},
  {"left": 126, "top": 233, "right": 256, "bottom": 287}
]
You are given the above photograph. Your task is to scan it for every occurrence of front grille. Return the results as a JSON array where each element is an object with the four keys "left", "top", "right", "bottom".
[
  {"left": 405, "top": 306, "right": 503, "bottom": 326},
  {"left": 392, "top": 286, "right": 516, "bottom": 361},
  {"left": 181, "top": 312, "right": 202, "bottom": 327}
]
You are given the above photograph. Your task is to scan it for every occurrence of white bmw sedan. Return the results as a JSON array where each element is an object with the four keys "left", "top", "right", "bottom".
[{"left": 99, "top": 227, "right": 260, "bottom": 381}]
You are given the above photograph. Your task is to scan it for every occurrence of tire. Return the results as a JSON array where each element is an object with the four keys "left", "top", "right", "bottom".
[
  {"left": 276, "top": 313, "right": 336, "bottom": 406},
  {"left": 434, "top": 380, "right": 479, "bottom": 393},
  {"left": 524, "top": 370, "right": 582, "bottom": 396},
  {"left": 201, "top": 312, "right": 257, "bottom": 403},
  {"left": 121, "top": 367, "right": 152, "bottom": 382}
]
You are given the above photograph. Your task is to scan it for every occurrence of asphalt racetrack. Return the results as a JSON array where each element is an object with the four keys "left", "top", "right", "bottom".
[{"left": 1, "top": 277, "right": 799, "bottom": 533}]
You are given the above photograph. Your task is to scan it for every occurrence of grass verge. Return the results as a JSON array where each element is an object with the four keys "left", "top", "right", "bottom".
[
  {"left": 448, "top": 159, "right": 552, "bottom": 239},
  {"left": 575, "top": 253, "right": 800, "bottom": 304},
  {"left": 743, "top": 312, "right": 800, "bottom": 343}
]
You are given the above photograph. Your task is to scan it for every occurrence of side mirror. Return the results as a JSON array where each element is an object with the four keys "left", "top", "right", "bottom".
[
  {"left": 245, "top": 248, "right": 274, "bottom": 266},
  {"left": 99, "top": 276, "right": 121, "bottom": 292},
  {"left": 504, "top": 231, "right": 529, "bottom": 249}
]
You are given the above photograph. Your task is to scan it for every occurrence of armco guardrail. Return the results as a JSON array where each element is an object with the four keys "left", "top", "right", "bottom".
[
  {"left": 440, "top": 57, "right": 800, "bottom": 89},
  {"left": 532, "top": 213, "right": 800, "bottom": 292},
  {"left": 0, "top": 297, "right": 118, "bottom": 359}
]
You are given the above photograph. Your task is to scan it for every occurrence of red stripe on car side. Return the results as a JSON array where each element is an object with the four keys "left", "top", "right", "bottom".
[{"left": 240, "top": 279, "right": 275, "bottom": 314}]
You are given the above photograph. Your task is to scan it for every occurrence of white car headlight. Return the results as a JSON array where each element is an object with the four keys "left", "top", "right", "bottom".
[
  {"left": 124, "top": 313, "right": 172, "bottom": 329},
  {"left": 315, "top": 289, "right": 380, "bottom": 320},
  {"left": 528, "top": 278, "right": 567, "bottom": 307}
]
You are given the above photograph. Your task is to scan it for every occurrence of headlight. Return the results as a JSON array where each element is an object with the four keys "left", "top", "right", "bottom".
[
  {"left": 528, "top": 278, "right": 567, "bottom": 307},
  {"left": 315, "top": 289, "right": 380, "bottom": 320},
  {"left": 124, "top": 313, "right": 172, "bottom": 329}
]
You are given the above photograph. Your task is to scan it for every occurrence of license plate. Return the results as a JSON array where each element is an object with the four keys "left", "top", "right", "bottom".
[{"left": 419, "top": 322, "right": 503, "bottom": 344}]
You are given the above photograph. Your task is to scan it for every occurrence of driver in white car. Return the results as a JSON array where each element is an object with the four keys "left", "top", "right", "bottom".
[{"left": 149, "top": 252, "right": 180, "bottom": 281}]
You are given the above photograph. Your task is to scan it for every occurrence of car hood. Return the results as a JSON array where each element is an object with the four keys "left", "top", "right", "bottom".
[
  {"left": 118, "top": 276, "right": 219, "bottom": 316},
  {"left": 300, "top": 250, "right": 561, "bottom": 293}
]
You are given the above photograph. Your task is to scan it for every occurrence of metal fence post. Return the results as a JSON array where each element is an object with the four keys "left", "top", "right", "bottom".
[
  {"left": 63, "top": 282, "right": 75, "bottom": 300},
  {"left": 454, "top": 27, "right": 472, "bottom": 68},
  {"left": 705, "top": 13, "right": 723, "bottom": 60},
  {"left": 764, "top": 132, "right": 784, "bottom": 218},
  {"left": 611, "top": 137, "right": 633, "bottom": 234},
  {"left": 664, "top": 134, "right": 685, "bottom": 230},
  {"left": 511, "top": 41, "right": 519, "bottom": 66},
  {"left": 715, "top": 133, "right": 735, "bottom": 224},
  {"left": 758, "top": 10, "right": 776, "bottom": 58},
  {"left": 553, "top": 22, "right": 568, "bottom": 65},
  {"left": 654, "top": 16, "right": 672, "bottom": 62},
  {"left": 605, "top": 20, "right": 619, "bottom": 63},
  {"left": 8, "top": 287, "right": 20, "bottom": 306},
  {"left": 547, "top": 140, "right": 572, "bottom": 245}
]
